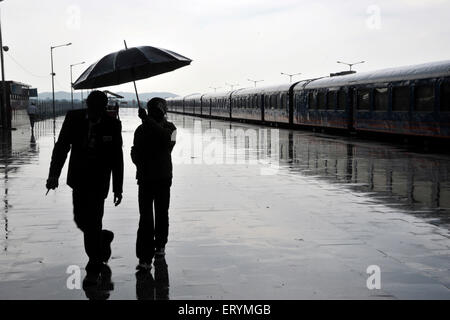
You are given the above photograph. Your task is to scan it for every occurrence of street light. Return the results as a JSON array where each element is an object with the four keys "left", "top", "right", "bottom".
[
  {"left": 70, "top": 61, "right": 85, "bottom": 109},
  {"left": 248, "top": 79, "right": 264, "bottom": 87},
  {"left": 225, "top": 82, "right": 239, "bottom": 91},
  {"left": 0, "top": 1, "right": 8, "bottom": 129},
  {"left": 51, "top": 42, "right": 72, "bottom": 119},
  {"left": 336, "top": 60, "right": 365, "bottom": 71},
  {"left": 281, "top": 72, "right": 302, "bottom": 83},
  {"left": 209, "top": 86, "right": 221, "bottom": 93}
]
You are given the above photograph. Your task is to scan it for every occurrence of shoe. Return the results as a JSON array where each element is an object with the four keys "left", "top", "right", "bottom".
[
  {"left": 136, "top": 260, "right": 152, "bottom": 271},
  {"left": 155, "top": 247, "right": 165, "bottom": 258},
  {"left": 83, "top": 268, "right": 100, "bottom": 289},
  {"left": 101, "top": 230, "right": 114, "bottom": 263}
]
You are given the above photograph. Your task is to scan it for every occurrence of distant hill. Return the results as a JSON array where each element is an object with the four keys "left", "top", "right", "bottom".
[{"left": 38, "top": 91, "right": 178, "bottom": 101}]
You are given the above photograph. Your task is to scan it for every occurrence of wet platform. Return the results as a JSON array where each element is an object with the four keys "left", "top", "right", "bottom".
[{"left": 0, "top": 108, "right": 449, "bottom": 299}]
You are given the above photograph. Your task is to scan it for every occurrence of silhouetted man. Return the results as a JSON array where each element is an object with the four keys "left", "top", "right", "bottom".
[
  {"left": 46, "top": 90, "right": 123, "bottom": 281},
  {"left": 27, "top": 101, "right": 38, "bottom": 131},
  {"left": 131, "top": 98, "right": 176, "bottom": 270}
]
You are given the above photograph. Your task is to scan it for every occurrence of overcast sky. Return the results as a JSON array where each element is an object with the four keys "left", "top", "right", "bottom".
[{"left": 3, "top": 0, "right": 450, "bottom": 96}]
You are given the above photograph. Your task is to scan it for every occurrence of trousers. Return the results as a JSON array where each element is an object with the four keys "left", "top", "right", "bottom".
[
  {"left": 72, "top": 188, "right": 107, "bottom": 269},
  {"left": 136, "top": 180, "right": 171, "bottom": 262}
]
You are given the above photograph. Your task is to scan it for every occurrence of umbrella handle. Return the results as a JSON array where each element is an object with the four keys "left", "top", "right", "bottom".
[{"left": 124, "top": 40, "right": 142, "bottom": 109}]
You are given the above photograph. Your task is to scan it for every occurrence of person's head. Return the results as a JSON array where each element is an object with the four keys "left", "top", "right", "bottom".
[
  {"left": 147, "top": 97, "right": 167, "bottom": 122},
  {"left": 86, "top": 90, "right": 108, "bottom": 121}
]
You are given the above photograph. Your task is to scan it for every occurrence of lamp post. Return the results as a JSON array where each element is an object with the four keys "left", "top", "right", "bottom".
[
  {"left": 281, "top": 72, "right": 301, "bottom": 83},
  {"left": 0, "top": 1, "right": 8, "bottom": 129},
  {"left": 225, "top": 83, "right": 239, "bottom": 91},
  {"left": 70, "top": 61, "right": 85, "bottom": 109},
  {"left": 209, "top": 86, "right": 221, "bottom": 93},
  {"left": 248, "top": 79, "right": 264, "bottom": 87},
  {"left": 51, "top": 42, "right": 71, "bottom": 119},
  {"left": 336, "top": 60, "right": 365, "bottom": 71}
]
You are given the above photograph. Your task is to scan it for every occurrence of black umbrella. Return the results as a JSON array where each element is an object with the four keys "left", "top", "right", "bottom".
[{"left": 72, "top": 41, "right": 192, "bottom": 107}]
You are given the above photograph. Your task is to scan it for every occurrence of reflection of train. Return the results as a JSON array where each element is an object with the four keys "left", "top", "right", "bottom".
[
  {"left": 172, "top": 114, "right": 450, "bottom": 223},
  {"left": 167, "top": 60, "right": 450, "bottom": 139},
  {"left": 283, "top": 131, "right": 450, "bottom": 213}
]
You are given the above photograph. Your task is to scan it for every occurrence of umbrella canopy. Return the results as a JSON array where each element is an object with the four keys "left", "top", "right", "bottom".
[{"left": 72, "top": 46, "right": 192, "bottom": 90}]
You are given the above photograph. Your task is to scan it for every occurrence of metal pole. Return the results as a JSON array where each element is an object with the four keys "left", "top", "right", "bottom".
[
  {"left": 70, "top": 64, "right": 73, "bottom": 109},
  {"left": 51, "top": 47, "right": 55, "bottom": 120},
  {"left": 0, "top": 11, "right": 8, "bottom": 129},
  {"left": 124, "top": 40, "right": 141, "bottom": 108},
  {"left": 70, "top": 61, "right": 84, "bottom": 110},
  {"left": 281, "top": 72, "right": 301, "bottom": 84}
]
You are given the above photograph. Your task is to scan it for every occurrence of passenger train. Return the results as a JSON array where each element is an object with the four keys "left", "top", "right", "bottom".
[{"left": 167, "top": 60, "right": 450, "bottom": 140}]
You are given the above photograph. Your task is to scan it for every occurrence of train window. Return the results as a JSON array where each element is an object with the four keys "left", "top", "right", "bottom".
[
  {"left": 270, "top": 95, "right": 276, "bottom": 109},
  {"left": 357, "top": 89, "right": 370, "bottom": 111},
  {"left": 317, "top": 92, "right": 327, "bottom": 109},
  {"left": 415, "top": 85, "right": 435, "bottom": 112},
  {"left": 392, "top": 86, "right": 409, "bottom": 111},
  {"left": 280, "top": 94, "right": 285, "bottom": 109},
  {"left": 337, "top": 90, "right": 346, "bottom": 110},
  {"left": 374, "top": 88, "right": 388, "bottom": 111},
  {"left": 441, "top": 82, "right": 450, "bottom": 112},
  {"left": 308, "top": 91, "right": 317, "bottom": 109},
  {"left": 327, "top": 91, "right": 335, "bottom": 110}
]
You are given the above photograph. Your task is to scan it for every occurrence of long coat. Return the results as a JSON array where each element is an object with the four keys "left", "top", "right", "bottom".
[{"left": 48, "top": 109, "right": 123, "bottom": 198}]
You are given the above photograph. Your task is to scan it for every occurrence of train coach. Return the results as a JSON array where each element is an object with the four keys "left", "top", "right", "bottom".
[
  {"left": 167, "top": 60, "right": 450, "bottom": 139},
  {"left": 294, "top": 60, "right": 450, "bottom": 138}
]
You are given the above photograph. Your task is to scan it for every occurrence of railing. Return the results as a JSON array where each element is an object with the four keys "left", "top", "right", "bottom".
[{"left": 35, "top": 99, "right": 85, "bottom": 120}]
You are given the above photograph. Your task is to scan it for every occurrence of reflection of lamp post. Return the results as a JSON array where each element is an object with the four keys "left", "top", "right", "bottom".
[
  {"left": 337, "top": 60, "right": 365, "bottom": 71},
  {"left": 51, "top": 42, "right": 72, "bottom": 119},
  {"left": 281, "top": 72, "right": 301, "bottom": 83},
  {"left": 209, "top": 86, "right": 221, "bottom": 93},
  {"left": 70, "top": 61, "right": 85, "bottom": 109},
  {"left": 248, "top": 79, "right": 264, "bottom": 87},
  {"left": 225, "top": 82, "right": 239, "bottom": 91},
  {"left": 0, "top": 1, "right": 8, "bottom": 129}
]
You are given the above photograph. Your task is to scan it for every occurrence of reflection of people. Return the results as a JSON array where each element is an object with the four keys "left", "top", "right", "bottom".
[
  {"left": 46, "top": 90, "right": 124, "bottom": 282},
  {"left": 27, "top": 101, "right": 38, "bottom": 130},
  {"left": 135, "top": 257, "right": 169, "bottom": 300},
  {"left": 30, "top": 131, "right": 37, "bottom": 153},
  {"left": 83, "top": 264, "right": 114, "bottom": 300},
  {"left": 131, "top": 98, "right": 176, "bottom": 270}
]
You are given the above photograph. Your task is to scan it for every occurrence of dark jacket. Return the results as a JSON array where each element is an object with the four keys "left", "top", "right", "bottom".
[
  {"left": 48, "top": 109, "right": 124, "bottom": 198},
  {"left": 131, "top": 117, "right": 176, "bottom": 184}
]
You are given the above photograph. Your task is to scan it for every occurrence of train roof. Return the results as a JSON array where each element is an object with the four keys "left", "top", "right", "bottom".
[
  {"left": 201, "top": 91, "right": 234, "bottom": 99},
  {"left": 231, "top": 83, "right": 294, "bottom": 96},
  {"left": 299, "top": 60, "right": 450, "bottom": 90},
  {"left": 183, "top": 93, "right": 203, "bottom": 100}
]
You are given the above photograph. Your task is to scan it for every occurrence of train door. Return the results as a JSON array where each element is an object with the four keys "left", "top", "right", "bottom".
[
  {"left": 348, "top": 87, "right": 356, "bottom": 131},
  {"left": 261, "top": 94, "right": 265, "bottom": 122},
  {"left": 288, "top": 87, "right": 294, "bottom": 125}
]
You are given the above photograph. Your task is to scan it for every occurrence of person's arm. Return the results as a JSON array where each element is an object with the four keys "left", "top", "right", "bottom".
[
  {"left": 131, "top": 125, "right": 144, "bottom": 166},
  {"left": 46, "top": 111, "right": 73, "bottom": 189},
  {"left": 112, "top": 120, "right": 124, "bottom": 206},
  {"left": 169, "top": 124, "right": 177, "bottom": 152}
]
